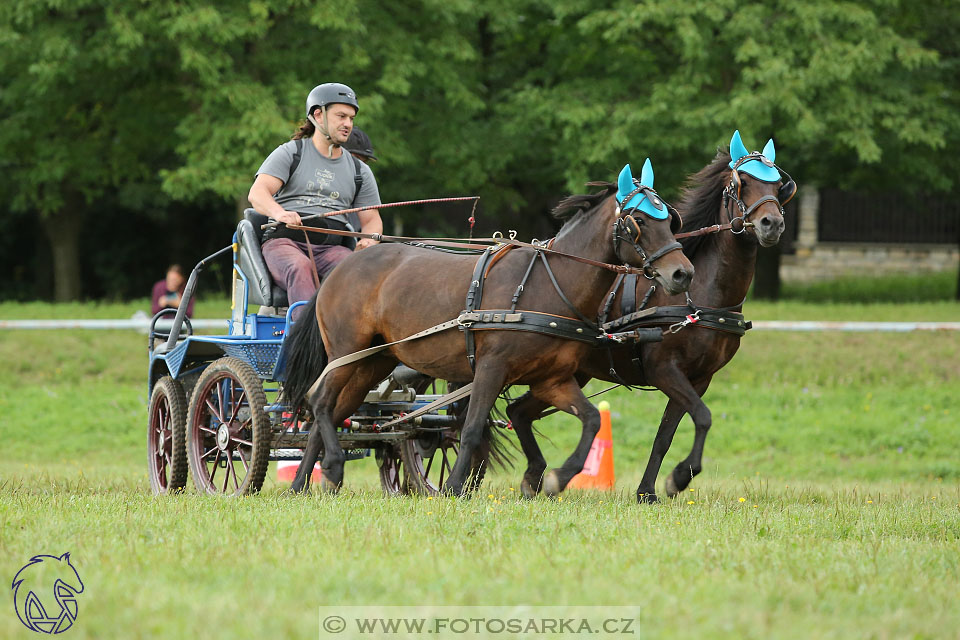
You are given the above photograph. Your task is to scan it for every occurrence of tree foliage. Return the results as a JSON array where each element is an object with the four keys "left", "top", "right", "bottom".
[{"left": 0, "top": 0, "right": 957, "bottom": 300}]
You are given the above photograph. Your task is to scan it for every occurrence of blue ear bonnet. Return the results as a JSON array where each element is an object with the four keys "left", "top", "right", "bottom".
[
  {"left": 727, "top": 130, "right": 780, "bottom": 183},
  {"left": 616, "top": 159, "right": 668, "bottom": 219}
]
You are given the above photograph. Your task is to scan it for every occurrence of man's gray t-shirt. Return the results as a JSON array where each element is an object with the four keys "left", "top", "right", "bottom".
[{"left": 256, "top": 138, "right": 381, "bottom": 228}]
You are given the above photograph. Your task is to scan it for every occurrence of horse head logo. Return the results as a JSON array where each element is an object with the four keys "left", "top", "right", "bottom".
[{"left": 11, "top": 553, "right": 84, "bottom": 634}]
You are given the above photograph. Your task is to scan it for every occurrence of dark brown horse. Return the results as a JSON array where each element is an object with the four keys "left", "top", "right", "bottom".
[
  {"left": 506, "top": 133, "right": 794, "bottom": 502},
  {"left": 281, "top": 162, "right": 694, "bottom": 495}
]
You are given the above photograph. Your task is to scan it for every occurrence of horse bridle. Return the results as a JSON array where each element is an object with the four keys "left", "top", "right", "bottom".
[
  {"left": 723, "top": 153, "right": 797, "bottom": 233},
  {"left": 614, "top": 183, "right": 684, "bottom": 280}
]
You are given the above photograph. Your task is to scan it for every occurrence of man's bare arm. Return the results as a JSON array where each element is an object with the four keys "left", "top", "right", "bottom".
[{"left": 248, "top": 174, "right": 301, "bottom": 226}]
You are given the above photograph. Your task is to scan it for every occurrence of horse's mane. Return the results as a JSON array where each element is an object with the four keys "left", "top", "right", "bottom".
[
  {"left": 676, "top": 147, "right": 732, "bottom": 257},
  {"left": 550, "top": 149, "right": 732, "bottom": 255},
  {"left": 551, "top": 181, "right": 617, "bottom": 221}
]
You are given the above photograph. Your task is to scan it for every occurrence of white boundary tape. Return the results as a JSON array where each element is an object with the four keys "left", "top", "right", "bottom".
[
  {"left": 751, "top": 321, "right": 960, "bottom": 332},
  {"left": 0, "top": 319, "right": 226, "bottom": 330},
  {"left": 0, "top": 319, "right": 958, "bottom": 332}
]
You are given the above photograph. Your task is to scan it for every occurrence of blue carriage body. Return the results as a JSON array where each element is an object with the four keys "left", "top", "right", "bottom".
[{"left": 147, "top": 213, "right": 301, "bottom": 393}]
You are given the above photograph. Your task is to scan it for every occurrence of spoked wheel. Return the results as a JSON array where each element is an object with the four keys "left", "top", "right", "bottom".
[
  {"left": 187, "top": 357, "right": 270, "bottom": 495},
  {"left": 400, "top": 429, "right": 487, "bottom": 496},
  {"left": 376, "top": 443, "right": 407, "bottom": 496},
  {"left": 399, "top": 380, "right": 487, "bottom": 496},
  {"left": 147, "top": 376, "right": 188, "bottom": 494}
]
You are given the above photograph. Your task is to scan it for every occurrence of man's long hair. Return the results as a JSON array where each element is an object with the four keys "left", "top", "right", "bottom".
[{"left": 292, "top": 118, "right": 314, "bottom": 140}]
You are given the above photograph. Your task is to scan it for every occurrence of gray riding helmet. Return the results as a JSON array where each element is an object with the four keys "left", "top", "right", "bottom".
[{"left": 305, "top": 82, "right": 359, "bottom": 117}]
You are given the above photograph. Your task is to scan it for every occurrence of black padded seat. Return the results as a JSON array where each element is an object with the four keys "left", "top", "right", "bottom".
[{"left": 236, "top": 209, "right": 288, "bottom": 308}]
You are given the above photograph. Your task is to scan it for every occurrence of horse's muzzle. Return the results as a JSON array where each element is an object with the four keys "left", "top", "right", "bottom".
[
  {"left": 756, "top": 213, "right": 785, "bottom": 248},
  {"left": 662, "top": 263, "right": 694, "bottom": 294}
]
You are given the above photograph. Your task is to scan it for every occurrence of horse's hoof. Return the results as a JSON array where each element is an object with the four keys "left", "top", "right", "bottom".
[
  {"left": 441, "top": 481, "right": 463, "bottom": 497},
  {"left": 542, "top": 470, "right": 562, "bottom": 497},
  {"left": 289, "top": 480, "right": 308, "bottom": 495},
  {"left": 520, "top": 479, "right": 539, "bottom": 499},
  {"left": 664, "top": 473, "right": 680, "bottom": 498},
  {"left": 319, "top": 476, "right": 340, "bottom": 494},
  {"left": 637, "top": 490, "right": 659, "bottom": 505}
]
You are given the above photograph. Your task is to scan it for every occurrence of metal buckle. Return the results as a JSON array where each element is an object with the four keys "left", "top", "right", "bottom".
[{"left": 668, "top": 310, "right": 701, "bottom": 334}]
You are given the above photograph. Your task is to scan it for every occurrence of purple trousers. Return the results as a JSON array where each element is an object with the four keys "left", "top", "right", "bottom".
[{"left": 262, "top": 238, "right": 352, "bottom": 319}]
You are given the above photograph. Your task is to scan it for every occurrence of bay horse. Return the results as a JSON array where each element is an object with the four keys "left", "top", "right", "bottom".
[
  {"left": 505, "top": 131, "right": 795, "bottom": 502},
  {"left": 281, "top": 160, "right": 694, "bottom": 495}
]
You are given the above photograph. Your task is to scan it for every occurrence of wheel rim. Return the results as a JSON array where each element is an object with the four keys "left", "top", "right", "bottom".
[
  {"left": 376, "top": 445, "right": 405, "bottom": 495},
  {"left": 148, "top": 394, "right": 173, "bottom": 491},
  {"left": 190, "top": 372, "right": 255, "bottom": 495},
  {"left": 402, "top": 432, "right": 463, "bottom": 496}
]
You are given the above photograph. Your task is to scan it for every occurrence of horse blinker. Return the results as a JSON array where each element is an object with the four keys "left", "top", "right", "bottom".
[{"left": 777, "top": 179, "right": 797, "bottom": 206}]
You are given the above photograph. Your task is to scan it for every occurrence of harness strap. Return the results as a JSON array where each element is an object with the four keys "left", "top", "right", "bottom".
[
  {"left": 302, "top": 231, "right": 322, "bottom": 289},
  {"left": 305, "top": 317, "right": 464, "bottom": 401},
  {"left": 621, "top": 273, "right": 638, "bottom": 316},
  {"left": 537, "top": 251, "right": 599, "bottom": 328},
  {"left": 602, "top": 305, "right": 751, "bottom": 336},
  {"left": 462, "top": 248, "right": 496, "bottom": 370},
  {"left": 641, "top": 240, "right": 683, "bottom": 271},
  {"left": 511, "top": 250, "right": 539, "bottom": 312},
  {"left": 376, "top": 382, "right": 474, "bottom": 430},
  {"left": 461, "top": 310, "right": 596, "bottom": 344},
  {"left": 305, "top": 303, "right": 671, "bottom": 403},
  {"left": 484, "top": 243, "right": 516, "bottom": 278},
  {"left": 598, "top": 273, "right": 625, "bottom": 325}
]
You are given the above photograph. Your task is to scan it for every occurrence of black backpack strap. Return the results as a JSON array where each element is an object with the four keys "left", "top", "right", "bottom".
[
  {"left": 287, "top": 138, "right": 304, "bottom": 185},
  {"left": 350, "top": 152, "right": 363, "bottom": 205}
]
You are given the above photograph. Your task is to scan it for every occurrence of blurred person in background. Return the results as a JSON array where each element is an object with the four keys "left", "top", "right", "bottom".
[{"left": 151, "top": 264, "right": 194, "bottom": 317}]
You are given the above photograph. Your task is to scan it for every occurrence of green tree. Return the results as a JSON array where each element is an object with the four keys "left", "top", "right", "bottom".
[
  {"left": 0, "top": 0, "right": 185, "bottom": 300},
  {"left": 3, "top": 0, "right": 957, "bottom": 300},
  {"left": 489, "top": 0, "right": 958, "bottom": 298},
  {"left": 158, "top": 1, "right": 494, "bottom": 233}
]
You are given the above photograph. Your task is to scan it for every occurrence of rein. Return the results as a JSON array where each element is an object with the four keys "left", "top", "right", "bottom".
[
  {"left": 259, "top": 196, "right": 482, "bottom": 231},
  {"left": 674, "top": 219, "right": 753, "bottom": 239},
  {"left": 286, "top": 224, "right": 656, "bottom": 277}
]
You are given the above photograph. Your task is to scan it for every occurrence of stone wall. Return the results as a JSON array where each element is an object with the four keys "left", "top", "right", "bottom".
[
  {"left": 781, "top": 185, "right": 960, "bottom": 282},
  {"left": 782, "top": 243, "right": 959, "bottom": 282}
]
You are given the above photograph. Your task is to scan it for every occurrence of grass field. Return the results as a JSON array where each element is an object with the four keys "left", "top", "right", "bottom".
[{"left": 1, "top": 296, "right": 959, "bottom": 639}]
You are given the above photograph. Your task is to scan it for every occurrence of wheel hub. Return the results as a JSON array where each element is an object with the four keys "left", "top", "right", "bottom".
[{"left": 216, "top": 423, "right": 231, "bottom": 451}]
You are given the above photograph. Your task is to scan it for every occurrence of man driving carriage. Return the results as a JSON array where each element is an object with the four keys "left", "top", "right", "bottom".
[{"left": 248, "top": 82, "right": 383, "bottom": 315}]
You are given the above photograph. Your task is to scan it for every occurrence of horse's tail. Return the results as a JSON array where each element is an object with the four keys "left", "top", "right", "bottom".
[
  {"left": 481, "top": 418, "right": 516, "bottom": 471},
  {"left": 472, "top": 401, "right": 516, "bottom": 472},
  {"left": 280, "top": 290, "right": 327, "bottom": 413}
]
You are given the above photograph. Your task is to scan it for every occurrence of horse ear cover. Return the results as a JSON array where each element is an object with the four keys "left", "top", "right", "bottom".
[
  {"left": 729, "top": 130, "right": 780, "bottom": 182},
  {"left": 762, "top": 138, "right": 776, "bottom": 162},
  {"left": 617, "top": 164, "right": 635, "bottom": 205},
  {"left": 729, "top": 130, "right": 749, "bottom": 165},
  {"left": 617, "top": 161, "right": 667, "bottom": 220}
]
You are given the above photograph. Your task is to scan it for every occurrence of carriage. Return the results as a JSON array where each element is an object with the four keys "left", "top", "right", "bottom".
[
  {"left": 146, "top": 210, "right": 494, "bottom": 496},
  {"left": 147, "top": 135, "right": 789, "bottom": 500}
]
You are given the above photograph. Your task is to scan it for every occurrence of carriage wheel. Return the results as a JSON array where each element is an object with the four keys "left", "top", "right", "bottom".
[
  {"left": 187, "top": 357, "right": 270, "bottom": 495},
  {"left": 147, "top": 376, "right": 188, "bottom": 494},
  {"left": 376, "top": 444, "right": 407, "bottom": 496},
  {"left": 400, "top": 430, "right": 487, "bottom": 496},
  {"left": 399, "top": 381, "right": 486, "bottom": 496}
]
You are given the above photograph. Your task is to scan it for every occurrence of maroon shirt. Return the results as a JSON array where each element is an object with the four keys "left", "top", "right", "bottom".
[{"left": 151, "top": 279, "right": 194, "bottom": 317}]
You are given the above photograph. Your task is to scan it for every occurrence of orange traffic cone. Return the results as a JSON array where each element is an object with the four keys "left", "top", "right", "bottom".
[
  {"left": 277, "top": 459, "right": 322, "bottom": 483},
  {"left": 567, "top": 400, "right": 615, "bottom": 490}
]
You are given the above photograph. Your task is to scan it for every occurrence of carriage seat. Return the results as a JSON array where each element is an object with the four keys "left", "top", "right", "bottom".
[{"left": 236, "top": 209, "right": 288, "bottom": 309}]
